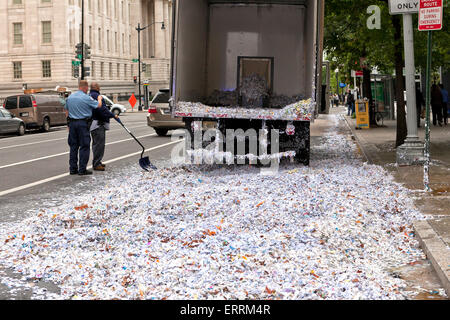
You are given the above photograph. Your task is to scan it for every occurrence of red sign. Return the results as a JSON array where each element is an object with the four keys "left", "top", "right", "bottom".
[
  {"left": 128, "top": 94, "right": 137, "bottom": 109},
  {"left": 355, "top": 71, "right": 364, "bottom": 77},
  {"left": 419, "top": 0, "right": 443, "bottom": 31}
]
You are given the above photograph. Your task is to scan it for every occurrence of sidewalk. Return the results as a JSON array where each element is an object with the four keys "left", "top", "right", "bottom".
[{"left": 337, "top": 106, "right": 450, "bottom": 295}]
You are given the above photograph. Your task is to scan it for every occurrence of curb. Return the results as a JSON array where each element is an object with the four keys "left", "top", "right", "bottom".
[
  {"left": 341, "top": 113, "right": 450, "bottom": 295},
  {"left": 340, "top": 114, "right": 371, "bottom": 163},
  {"left": 413, "top": 220, "right": 450, "bottom": 296}
]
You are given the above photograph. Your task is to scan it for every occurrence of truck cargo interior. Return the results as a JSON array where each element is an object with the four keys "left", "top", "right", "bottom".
[{"left": 172, "top": 0, "right": 318, "bottom": 107}]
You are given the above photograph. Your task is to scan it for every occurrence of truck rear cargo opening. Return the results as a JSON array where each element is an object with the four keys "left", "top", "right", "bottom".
[{"left": 170, "top": 0, "right": 324, "bottom": 165}]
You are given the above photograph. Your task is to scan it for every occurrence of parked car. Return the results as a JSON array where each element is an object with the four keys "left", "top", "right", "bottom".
[
  {"left": 102, "top": 95, "right": 127, "bottom": 116},
  {"left": 0, "top": 107, "right": 25, "bottom": 136},
  {"left": 147, "top": 89, "right": 185, "bottom": 136},
  {"left": 3, "top": 94, "right": 67, "bottom": 132}
]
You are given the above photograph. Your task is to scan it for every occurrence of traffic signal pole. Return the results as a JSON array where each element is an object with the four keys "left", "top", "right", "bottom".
[
  {"left": 137, "top": 23, "right": 142, "bottom": 111},
  {"left": 81, "top": 0, "right": 85, "bottom": 80}
]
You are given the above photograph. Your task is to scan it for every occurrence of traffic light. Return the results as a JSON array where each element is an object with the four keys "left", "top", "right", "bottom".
[
  {"left": 142, "top": 63, "right": 147, "bottom": 73},
  {"left": 73, "top": 65, "right": 80, "bottom": 78},
  {"left": 83, "top": 66, "right": 91, "bottom": 77},
  {"left": 75, "top": 43, "right": 83, "bottom": 60},
  {"left": 84, "top": 44, "right": 91, "bottom": 60},
  {"left": 133, "top": 76, "right": 137, "bottom": 84}
]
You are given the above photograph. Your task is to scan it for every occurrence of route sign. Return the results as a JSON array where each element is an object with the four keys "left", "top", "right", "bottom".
[
  {"left": 389, "top": 0, "right": 420, "bottom": 15},
  {"left": 132, "top": 59, "right": 139, "bottom": 63},
  {"left": 419, "top": 0, "right": 444, "bottom": 31}
]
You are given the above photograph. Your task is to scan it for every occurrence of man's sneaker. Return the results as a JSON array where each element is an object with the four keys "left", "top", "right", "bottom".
[
  {"left": 94, "top": 165, "right": 105, "bottom": 171},
  {"left": 70, "top": 170, "right": 78, "bottom": 175},
  {"left": 79, "top": 170, "right": 93, "bottom": 176}
]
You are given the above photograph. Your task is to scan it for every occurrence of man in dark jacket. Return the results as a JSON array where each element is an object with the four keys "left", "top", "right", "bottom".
[{"left": 89, "top": 83, "right": 119, "bottom": 171}]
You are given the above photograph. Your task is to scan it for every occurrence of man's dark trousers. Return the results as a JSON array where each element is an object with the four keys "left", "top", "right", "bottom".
[
  {"left": 68, "top": 120, "right": 91, "bottom": 173},
  {"left": 91, "top": 126, "right": 106, "bottom": 168}
]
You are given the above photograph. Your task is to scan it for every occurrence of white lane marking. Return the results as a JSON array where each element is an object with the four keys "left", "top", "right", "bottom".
[
  {"left": 0, "top": 124, "right": 150, "bottom": 150},
  {"left": 0, "top": 139, "right": 183, "bottom": 197},
  {"left": 0, "top": 133, "right": 157, "bottom": 169}
]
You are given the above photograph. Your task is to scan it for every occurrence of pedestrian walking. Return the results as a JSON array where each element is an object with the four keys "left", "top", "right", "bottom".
[
  {"left": 431, "top": 84, "right": 443, "bottom": 126},
  {"left": 65, "top": 80, "right": 103, "bottom": 175},
  {"left": 346, "top": 90, "right": 355, "bottom": 116},
  {"left": 89, "top": 83, "right": 119, "bottom": 171},
  {"left": 416, "top": 85, "right": 425, "bottom": 128},
  {"left": 439, "top": 84, "right": 448, "bottom": 126}
]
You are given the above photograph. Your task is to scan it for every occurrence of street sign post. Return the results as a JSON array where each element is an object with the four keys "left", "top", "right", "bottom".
[
  {"left": 389, "top": 0, "right": 423, "bottom": 166},
  {"left": 419, "top": 0, "right": 444, "bottom": 191}
]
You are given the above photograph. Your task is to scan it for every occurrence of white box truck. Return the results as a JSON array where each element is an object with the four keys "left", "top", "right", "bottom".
[{"left": 170, "top": 0, "right": 325, "bottom": 165}]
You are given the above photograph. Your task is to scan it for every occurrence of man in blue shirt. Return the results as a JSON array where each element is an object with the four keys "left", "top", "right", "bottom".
[
  {"left": 439, "top": 84, "right": 448, "bottom": 126},
  {"left": 65, "top": 80, "right": 103, "bottom": 175}
]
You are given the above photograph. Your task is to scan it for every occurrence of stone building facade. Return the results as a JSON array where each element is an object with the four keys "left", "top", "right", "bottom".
[{"left": 0, "top": 0, "right": 172, "bottom": 102}]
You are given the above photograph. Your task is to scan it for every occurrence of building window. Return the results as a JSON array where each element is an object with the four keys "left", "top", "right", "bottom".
[
  {"left": 129, "top": 34, "right": 131, "bottom": 54},
  {"left": 109, "top": 63, "right": 113, "bottom": 79},
  {"left": 124, "top": 64, "right": 127, "bottom": 79},
  {"left": 92, "top": 61, "right": 95, "bottom": 79},
  {"left": 115, "top": 32, "right": 118, "bottom": 53},
  {"left": 13, "top": 23, "right": 23, "bottom": 45},
  {"left": 122, "top": 33, "right": 125, "bottom": 54},
  {"left": 98, "top": 28, "right": 102, "bottom": 50},
  {"left": 89, "top": 26, "right": 93, "bottom": 48},
  {"left": 107, "top": 30, "right": 110, "bottom": 52},
  {"left": 88, "top": 0, "right": 92, "bottom": 12},
  {"left": 41, "top": 0, "right": 51, "bottom": 3},
  {"left": 117, "top": 63, "right": 120, "bottom": 79},
  {"left": 13, "top": 62, "right": 22, "bottom": 79},
  {"left": 100, "top": 62, "right": 104, "bottom": 78},
  {"left": 42, "top": 60, "right": 51, "bottom": 78},
  {"left": 13, "top": 0, "right": 23, "bottom": 5},
  {"left": 42, "top": 21, "right": 52, "bottom": 44}
]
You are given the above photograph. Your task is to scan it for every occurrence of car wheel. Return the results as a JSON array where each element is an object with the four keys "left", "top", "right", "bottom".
[
  {"left": 17, "top": 123, "right": 25, "bottom": 136},
  {"left": 155, "top": 128, "right": 169, "bottom": 136},
  {"left": 42, "top": 118, "right": 50, "bottom": 132},
  {"left": 112, "top": 109, "right": 121, "bottom": 116}
]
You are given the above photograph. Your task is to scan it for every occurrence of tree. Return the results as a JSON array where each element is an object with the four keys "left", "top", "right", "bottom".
[{"left": 324, "top": 0, "right": 449, "bottom": 147}]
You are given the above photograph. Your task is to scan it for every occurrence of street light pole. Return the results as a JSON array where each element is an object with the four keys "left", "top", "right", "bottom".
[{"left": 136, "top": 21, "right": 165, "bottom": 111}]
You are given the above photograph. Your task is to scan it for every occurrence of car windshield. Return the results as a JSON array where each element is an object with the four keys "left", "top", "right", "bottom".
[{"left": 152, "top": 93, "right": 169, "bottom": 104}]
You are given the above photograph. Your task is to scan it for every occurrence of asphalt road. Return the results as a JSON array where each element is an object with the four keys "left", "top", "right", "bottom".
[{"left": 0, "top": 111, "right": 183, "bottom": 222}]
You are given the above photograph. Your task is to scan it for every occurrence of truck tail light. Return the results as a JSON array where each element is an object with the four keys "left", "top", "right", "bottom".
[{"left": 148, "top": 105, "right": 157, "bottom": 114}]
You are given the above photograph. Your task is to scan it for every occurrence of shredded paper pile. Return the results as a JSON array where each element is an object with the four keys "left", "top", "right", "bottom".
[{"left": 0, "top": 116, "right": 427, "bottom": 300}]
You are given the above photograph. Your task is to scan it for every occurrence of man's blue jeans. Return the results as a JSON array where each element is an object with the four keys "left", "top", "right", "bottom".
[{"left": 68, "top": 120, "right": 91, "bottom": 173}]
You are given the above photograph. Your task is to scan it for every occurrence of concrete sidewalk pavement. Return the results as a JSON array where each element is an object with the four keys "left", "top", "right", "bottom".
[{"left": 338, "top": 106, "right": 450, "bottom": 295}]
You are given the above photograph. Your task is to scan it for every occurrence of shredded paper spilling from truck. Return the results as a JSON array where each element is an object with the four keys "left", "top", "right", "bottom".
[{"left": 175, "top": 99, "right": 315, "bottom": 121}]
